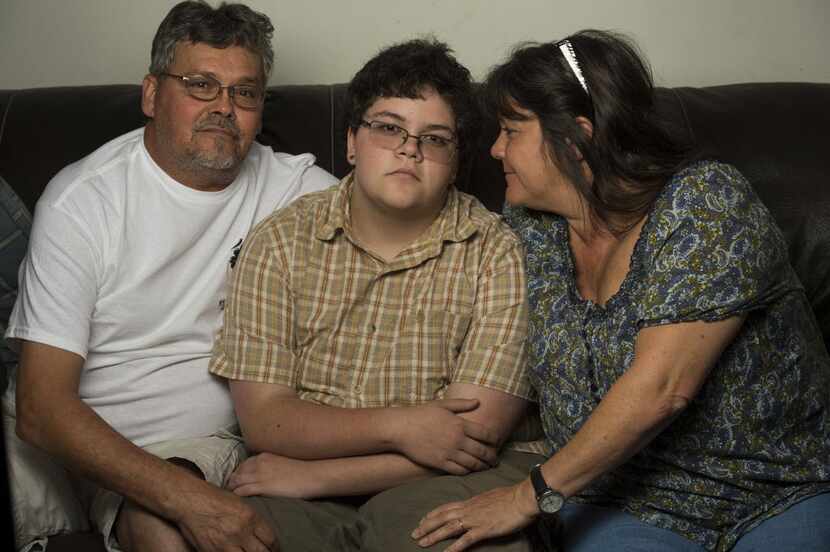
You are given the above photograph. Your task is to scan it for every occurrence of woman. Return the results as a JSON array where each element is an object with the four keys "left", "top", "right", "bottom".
[{"left": 411, "top": 30, "right": 830, "bottom": 551}]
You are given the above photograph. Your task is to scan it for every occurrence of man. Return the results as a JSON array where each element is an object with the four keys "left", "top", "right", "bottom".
[
  {"left": 209, "top": 39, "right": 546, "bottom": 551},
  {"left": 3, "top": 2, "right": 336, "bottom": 551}
]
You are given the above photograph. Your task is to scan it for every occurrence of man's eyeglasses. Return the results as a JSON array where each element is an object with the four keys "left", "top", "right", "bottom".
[
  {"left": 359, "top": 120, "right": 457, "bottom": 164},
  {"left": 160, "top": 73, "right": 264, "bottom": 110}
]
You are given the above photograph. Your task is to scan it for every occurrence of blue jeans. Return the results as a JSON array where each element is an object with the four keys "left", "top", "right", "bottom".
[{"left": 557, "top": 493, "right": 830, "bottom": 551}]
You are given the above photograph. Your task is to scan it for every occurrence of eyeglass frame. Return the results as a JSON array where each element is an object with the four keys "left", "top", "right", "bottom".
[
  {"left": 159, "top": 72, "right": 265, "bottom": 110},
  {"left": 358, "top": 120, "right": 458, "bottom": 164}
]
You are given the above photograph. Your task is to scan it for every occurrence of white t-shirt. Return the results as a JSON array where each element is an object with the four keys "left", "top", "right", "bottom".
[{"left": 5, "top": 127, "right": 336, "bottom": 446}]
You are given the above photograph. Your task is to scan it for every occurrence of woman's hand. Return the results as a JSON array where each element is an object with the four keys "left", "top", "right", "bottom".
[
  {"left": 411, "top": 480, "right": 538, "bottom": 551},
  {"left": 228, "top": 452, "right": 322, "bottom": 499}
]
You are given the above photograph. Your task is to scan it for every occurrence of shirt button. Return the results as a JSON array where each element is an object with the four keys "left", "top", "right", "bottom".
[{"left": 370, "top": 324, "right": 376, "bottom": 332}]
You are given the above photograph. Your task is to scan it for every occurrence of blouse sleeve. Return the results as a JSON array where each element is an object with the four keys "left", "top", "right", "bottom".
[{"left": 639, "top": 162, "right": 799, "bottom": 328}]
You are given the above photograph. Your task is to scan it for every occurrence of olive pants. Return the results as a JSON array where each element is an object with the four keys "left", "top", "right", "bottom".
[{"left": 246, "top": 450, "right": 547, "bottom": 552}]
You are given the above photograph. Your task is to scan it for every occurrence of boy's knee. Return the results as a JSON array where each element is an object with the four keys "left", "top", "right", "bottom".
[{"left": 359, "top": 476, "right": 465, "bottom": 551}]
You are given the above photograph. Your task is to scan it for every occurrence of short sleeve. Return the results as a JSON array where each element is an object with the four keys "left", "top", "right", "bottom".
[
  {"left": 5, "top": 199, "right": 101, "bottom": 358},
  {"left": 451, "top": 222, "right": 533, "bottom": 399},
  {"left": 209, "top": 213, "right": 298, "bottom": 386},
  {"left": 639, "top": 162, "right": 797, "bottom": 328}
]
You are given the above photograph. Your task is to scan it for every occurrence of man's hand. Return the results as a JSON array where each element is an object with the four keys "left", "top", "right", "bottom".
[
  {"left": 391, "top": 398, "right": 500, "bottom": 474},
  {"left": 175, "top": 484, "right": 276, "bottom": 552},
  {"left": 229, "top": 452, "right": 322, "bottom": 499},
  {"left": 16, "top": 341, "right": 277, "bottom": 551}
]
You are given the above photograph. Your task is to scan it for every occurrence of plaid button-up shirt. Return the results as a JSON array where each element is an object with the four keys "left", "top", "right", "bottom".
[{"left": 210, "top": 174, "right": 543, "bottom": 452}]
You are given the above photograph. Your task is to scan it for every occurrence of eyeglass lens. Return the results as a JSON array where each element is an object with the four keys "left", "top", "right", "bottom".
[
  {"left": 364, "top": 122, "right": 455, "bottom": 164},
  {"left": 182, "top": 75, "right": 262, "bottom": 109}
]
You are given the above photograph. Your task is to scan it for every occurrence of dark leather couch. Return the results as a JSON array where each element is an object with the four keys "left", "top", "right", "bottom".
[{"left": 1, "top": 81, "right": 830, "bottom": 550}]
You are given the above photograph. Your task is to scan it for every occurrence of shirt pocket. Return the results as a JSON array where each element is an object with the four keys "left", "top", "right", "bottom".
[{"left": 389, "top": 308, "right": 473, "bottom": 405}]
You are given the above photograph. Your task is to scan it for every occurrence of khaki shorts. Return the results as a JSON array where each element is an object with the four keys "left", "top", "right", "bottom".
[{"left": 3, "top": 396, "right": 246, "bottom": 552}]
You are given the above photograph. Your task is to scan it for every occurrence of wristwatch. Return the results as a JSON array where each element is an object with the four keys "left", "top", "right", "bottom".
[{"left": 530, "top": 464, "right": 565, "bottom": 515}]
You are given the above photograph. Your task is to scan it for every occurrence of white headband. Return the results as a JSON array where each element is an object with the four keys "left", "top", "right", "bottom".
[{"left": 558, "top": 40, "right": 589, "bottom": 95}]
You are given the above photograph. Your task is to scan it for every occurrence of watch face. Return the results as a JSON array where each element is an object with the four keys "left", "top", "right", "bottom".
[{"left": 539, "top": 491, "right": 565, "bottom": 514}]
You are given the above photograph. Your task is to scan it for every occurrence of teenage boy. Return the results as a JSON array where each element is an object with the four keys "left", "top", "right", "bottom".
[{"left": 210, "top": 38, "right": 544, "bottom": 551}]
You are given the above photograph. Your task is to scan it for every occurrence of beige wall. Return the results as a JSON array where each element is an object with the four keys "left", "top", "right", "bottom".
[{"left": 2, "top": 0, "right": 829, "bottom": 89}]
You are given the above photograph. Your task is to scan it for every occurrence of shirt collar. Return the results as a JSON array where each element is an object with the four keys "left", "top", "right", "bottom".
[
  {"left": 315, "top": 173, "right": 354, "bottom": 241},
  {"left": 314, "top": 172, "right": 478, "bottom": 250}
]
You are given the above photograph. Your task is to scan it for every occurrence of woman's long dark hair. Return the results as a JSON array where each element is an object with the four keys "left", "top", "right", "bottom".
[{"left": 484, "top": 29, "right": 691, "bottom": 233}]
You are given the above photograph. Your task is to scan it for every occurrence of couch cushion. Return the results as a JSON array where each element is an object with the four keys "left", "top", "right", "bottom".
[
  {"left": 0, "top": 174, "right": 31, "bottom": 392},
  {"left": 0, "top": 86, "right": 145, "bottom": 213},
  {"left": 671, "top": 83, "right": 830, "bottom": 351}
]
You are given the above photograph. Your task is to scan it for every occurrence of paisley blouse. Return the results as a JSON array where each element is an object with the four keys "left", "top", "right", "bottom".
[{"left": 505, "top": 161, "right": 830, "bottom": 550}]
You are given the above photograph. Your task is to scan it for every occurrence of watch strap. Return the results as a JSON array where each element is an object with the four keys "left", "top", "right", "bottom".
[{"left": 530, "top": 463, "right": 549, "bottom": 498}]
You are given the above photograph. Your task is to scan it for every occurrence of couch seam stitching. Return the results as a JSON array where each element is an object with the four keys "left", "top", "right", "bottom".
[{"left": 0, "top": 92, "right": 15, "bottom": 151}]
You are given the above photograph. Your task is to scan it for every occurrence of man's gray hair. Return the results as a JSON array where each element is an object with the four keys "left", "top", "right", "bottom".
[{"left": 149, "top": 1, "right": 275, "bottom": 82}]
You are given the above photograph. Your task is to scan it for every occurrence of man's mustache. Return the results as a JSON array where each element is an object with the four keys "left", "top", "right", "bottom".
[{"left": 194, "top": 116, "right": 240, "bottom": 137}]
